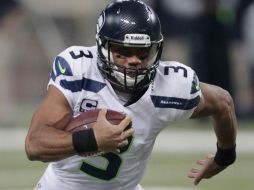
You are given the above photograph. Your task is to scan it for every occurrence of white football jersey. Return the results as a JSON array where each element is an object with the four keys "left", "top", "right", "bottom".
[{"left": 36, "top": 46, "right": 202, "bottom": 190}]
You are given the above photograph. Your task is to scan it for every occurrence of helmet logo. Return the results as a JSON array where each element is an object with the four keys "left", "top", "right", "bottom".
[{"left": 124, "top": 34, "right": 151, "bottom": 45}]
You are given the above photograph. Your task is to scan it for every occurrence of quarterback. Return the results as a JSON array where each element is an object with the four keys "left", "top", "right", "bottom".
[{"left": 25, "top": 0, "right": 237, "bottom": 190}]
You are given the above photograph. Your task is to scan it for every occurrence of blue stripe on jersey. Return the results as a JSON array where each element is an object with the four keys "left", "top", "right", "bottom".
[
  {"left": 151, "top": 95, "right": 200, "bottom": 110},
  {"left": 60, "top": 78, "right": 106, "bottom": 93}
]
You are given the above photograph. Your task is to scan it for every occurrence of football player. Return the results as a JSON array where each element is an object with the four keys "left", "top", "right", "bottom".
[{"left": 25, "top": 0, "right": 237, "bottom": 189}]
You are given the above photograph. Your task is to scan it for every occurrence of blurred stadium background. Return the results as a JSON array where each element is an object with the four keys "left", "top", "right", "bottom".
[{"left": 0, "top": 0, "right": 253, "bottom": 189}]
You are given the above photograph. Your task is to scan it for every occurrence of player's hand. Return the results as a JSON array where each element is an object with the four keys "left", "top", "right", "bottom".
[
  {"left": 93, "top": 109, "right": 134, "bottom": 153},
  {"left": 187, "top": 154, "right": 227, "bottom": 185}
]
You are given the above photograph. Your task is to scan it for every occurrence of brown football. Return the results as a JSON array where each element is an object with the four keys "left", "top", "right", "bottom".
[{"left": 65, "top": 109, "right": 129, "bottom": 132}]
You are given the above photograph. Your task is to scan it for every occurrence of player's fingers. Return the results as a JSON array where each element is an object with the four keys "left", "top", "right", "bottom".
[
  {"left": 99, "top": 109, "right": 108, "bottom": 117},
  {"left": 123, "top": 127, "right": 134, "bottom": 138},
  {"left": 194, "top": 177, "right": 202, "bottom": 185},
  {"left": 118, "top": 139, "right": 128, "bottom": 147},
  {"left": 207, "top": 153, "right": 214, "bottom": 159},
  {"left": 187, "top": 168, "right": 199, "bottom": 178},
  {"left": 197, "top": 159, "right": 206, "bottom": 165},
  {"left": 193, "top": 169, "right": 206, "bottom": 185},
  {"left": 187, "top": 172, "right": 196, "bottom": 178},
  {"left": 97, "top": 109, "right": 107, "bottom": 122},
  {"left": 190, "top": 168, "right": 199, "bottom": 173},
  {"left": 110, "top": 148, "right": 120, "bottom": 154},
  {"left": 194, "top": 164, "right": 210, "bottom": 185},
  {"left": 197, "top": 154, "right": 214, "bottom": 165},
  {"left": 117, "top": 129, "right": 134, "bottom": 142},
  {"left": 118, "top": 116, "right": 132, "bottom": 131}
]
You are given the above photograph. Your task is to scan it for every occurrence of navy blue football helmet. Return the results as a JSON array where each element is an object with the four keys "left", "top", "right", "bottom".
[{"left": 96, "top": 0, "right": 163, "bottom": 92}]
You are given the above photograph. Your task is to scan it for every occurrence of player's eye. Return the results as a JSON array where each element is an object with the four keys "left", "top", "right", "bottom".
[
  {"left": 115, "top": 53, "right": 128, "bottom": 59},
  {"left": 138, "top": 54, "right": 149, "bottom": 60}
]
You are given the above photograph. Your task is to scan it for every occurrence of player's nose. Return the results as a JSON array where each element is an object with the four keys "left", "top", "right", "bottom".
[{"left": 126, "top": 55, "right": 142, "bottom": 67}]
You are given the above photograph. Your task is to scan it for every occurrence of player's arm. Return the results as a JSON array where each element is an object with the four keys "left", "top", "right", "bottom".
[
  {"left": 191, "top": 82, "right": 237, "bottom": 149},
  {"left": 25, "top": 85, "right": 75, "bottom": 162},
  {"left": 188, "top": 82, "right": 237, "bottom": 185},
  {"left": 25, "top": 86, "right": 133, "bottom": 162}
]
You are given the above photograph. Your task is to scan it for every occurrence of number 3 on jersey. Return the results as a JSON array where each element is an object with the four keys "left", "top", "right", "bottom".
[
  {"left": 80, "top": 136, "right": 133, "bottom": 180},
  {"left": 70, "top": 50, "right": 93, "bottom": 59}
]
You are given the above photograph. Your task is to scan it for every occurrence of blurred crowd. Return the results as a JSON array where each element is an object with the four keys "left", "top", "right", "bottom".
[{"left": 0, "top": 0, "right": 253, "bottom": 126}]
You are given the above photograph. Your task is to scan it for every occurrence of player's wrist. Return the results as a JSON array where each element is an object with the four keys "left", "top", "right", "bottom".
[
  {"left": 72, "top": 128, "right": 98, "bottom": 154},
  {"left": 214, "top": 143, "right": 236, "bottom": 166}
]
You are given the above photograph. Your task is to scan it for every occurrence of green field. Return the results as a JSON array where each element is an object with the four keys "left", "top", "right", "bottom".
[
  {"left": 0, "top": 151, "right": 253, "bottom": 190},
  {"left": 142, "top": 152, "right": 254, "bottom": 190}
]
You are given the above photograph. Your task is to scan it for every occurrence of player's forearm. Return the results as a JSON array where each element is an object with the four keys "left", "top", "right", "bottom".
[
  {"left": 25, "top": 125, "right": 76, "bottom": 162},
  {"left": 212, "top": 92, "right": 237, "bottom": 149}
]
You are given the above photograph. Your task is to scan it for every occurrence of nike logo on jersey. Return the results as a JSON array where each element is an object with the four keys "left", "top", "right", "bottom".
[
  {"left": 191, "top": 73, "right": 200, "bottom": 94},
  {"left": 195, "top": 81, "right": 200, "bottom": 91},
  {"left": 58, "top": 61, "right": 66, "bottom": 74},
  {"left": 51, "top": 56, "right": 73, "bottom": 81}
]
